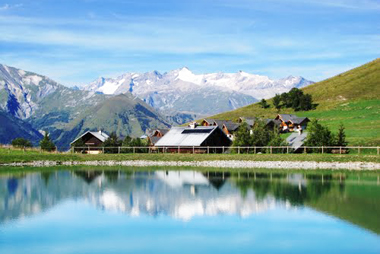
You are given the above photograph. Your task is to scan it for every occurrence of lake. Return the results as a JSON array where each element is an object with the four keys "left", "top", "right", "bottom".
[{"left": 0, "top": 167, "right": 379, "bottom": 254}]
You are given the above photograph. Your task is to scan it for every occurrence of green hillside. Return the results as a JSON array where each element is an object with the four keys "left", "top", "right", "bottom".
[
  {"left": 43, "top": 94, "right": 170, "bottom": 149},
  {"left": 211, "top": 58, "right": 380, "bottom": 145},
  {"left": 0, "top": 110, "right": 42, "bottom": 145}
]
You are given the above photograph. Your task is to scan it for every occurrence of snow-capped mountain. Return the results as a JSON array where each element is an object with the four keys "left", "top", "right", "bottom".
[
  {"left": 0, "top": 64, "right": 170, "bottom": 149},
  {"left": 82, "top": 68, "right": 313, "bottom": 116}
]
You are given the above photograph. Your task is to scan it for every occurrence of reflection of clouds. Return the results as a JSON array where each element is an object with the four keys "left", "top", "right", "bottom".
[
  {"left": 95, "top": 173, "right": 277, "bottom": 221},
  {"left": 155, "top": 171, "right": 209, "bottom": 188},
  {"left": 100, "top": 190, "right": 126, "bottom": 212},
  {"left": 0, "top": 171, "right": 286, "bottom": 223}
]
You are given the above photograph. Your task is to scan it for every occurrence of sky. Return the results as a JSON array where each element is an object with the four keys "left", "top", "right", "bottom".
[{"left": 0, "top": 0, "right": 379, "bottom": 86}]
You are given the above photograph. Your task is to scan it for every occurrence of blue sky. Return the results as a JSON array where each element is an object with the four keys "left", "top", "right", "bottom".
[{"left": 0, "top": 0, "right": 379, "bottom": 86}]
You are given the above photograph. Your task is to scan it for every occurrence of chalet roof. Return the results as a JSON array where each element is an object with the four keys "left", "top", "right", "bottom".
[
  {"left": 70, "top": 131, "right": 109, "bottom": 145},
  {"left": 155, "top": 126, "right": 220, "bottom": 147},
  {"left": 157, "top": 128, "right": 169, "bottom": 136},
  {"left": 240, "top": 117, "right": 279, "bottom": 127},
  {"left": 278, "top": 114, "right": 309, "bottom": 125},
  {"left": 220, "top": 121, "right": 240, "bottom": 131},
  {"left": 203, "top": 118, "right": 217, "bottom": 125},
  {"left": 149, "top": 136, "right": 162, "bottom": 145}
]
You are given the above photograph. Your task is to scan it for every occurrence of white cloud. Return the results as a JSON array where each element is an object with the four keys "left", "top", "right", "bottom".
[{"left": 0, "top": 3, "right": 23, "bottom": 11}]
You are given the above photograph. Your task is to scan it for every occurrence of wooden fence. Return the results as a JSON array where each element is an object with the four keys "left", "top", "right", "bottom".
[
  {"left": 70, "top": 146, "right": 380, "bottom": 155},
  {"left": 1, "top": 144, "right": 379, "bottom": 155}
]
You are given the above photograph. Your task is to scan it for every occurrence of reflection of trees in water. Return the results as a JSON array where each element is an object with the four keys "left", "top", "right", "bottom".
[
  {"left": 73, "top": 171, "right": 103, "bottom": 184},
  {"left": 202, "top": 172, "right": 231, "bottom": 190},
  {"left": 232, "top": 172, "right": 338, "bottom": 206}
]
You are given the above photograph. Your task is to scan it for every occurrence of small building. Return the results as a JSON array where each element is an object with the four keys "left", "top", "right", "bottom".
[
  {"left": 275, "top": 114, "right": 310, "bottom": 132},
  {"left": 201, "top": 118, "right": 218, "bottom": 126},
  {"left": 155, "top": 126, "right": 231, "bottom": 153},
  {"left": 147, "top": 128, "right": 169, "bottom": 146},
  {"left": 238, "top": 117, "right": 280, "bottom": 130},
  {"left": 201, "top": 119, "right": 240, "bottom": 140},
  {"left": 70, "top": 130, "right": 109, "bottom": 154}
]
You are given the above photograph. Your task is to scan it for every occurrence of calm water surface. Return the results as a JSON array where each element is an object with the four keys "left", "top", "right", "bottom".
[{"left": 0, "top": 168, "right": 379, "bottom": 254}]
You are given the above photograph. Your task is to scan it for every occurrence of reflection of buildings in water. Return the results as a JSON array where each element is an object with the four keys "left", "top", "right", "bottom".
[{"left": 0, "top": 171, "right": 303, "bottom": 223}]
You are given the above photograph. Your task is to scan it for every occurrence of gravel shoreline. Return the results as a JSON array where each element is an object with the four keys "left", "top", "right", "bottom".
[{"left": 2, "top": 160, "right": 380, "bottom": 170}]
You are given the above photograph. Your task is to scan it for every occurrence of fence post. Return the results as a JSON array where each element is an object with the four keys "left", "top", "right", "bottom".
[
  {"left": 254, "top": 146, "right": 256, "bottom": 154},
  {"left": 178, "top": 146, "right": 180, "bottom": 154},
  {"left": 222, "top": 146, "right": 225, "bottom": 153},
  {"left": 133, "top": 147, "right": 135, "bottom": 154},
  {"left": 102, "top": 147, "right": 105, "bottom": 154},
  {"left": 118, "top": 147, "right": 120, "bottom": 154},
  {"left": 193, "top": 146, "right": 195, "bottom": 154},
  {"left": 287, "top": 146, "right": 289, "bottom": 154},
  {"left": 340, "top": 146, "right": 342, "bottom": 154},
  {"left": 238, "top": 146, "right": 240, "bottom": 154},
  {"left": 322, "top": 146, "right": 324, "bottom": 154},
  {"left": 88, "top": 146, "right": 90, "bottom": 153},
  {"left": 207, "top": 146, "right": 209, "bottom": 154},
  {"left": 270, "top": 146, "right": 272, "bottom": 154},
  {"left": 358, "top": 147, "right": 360, "bottom": 155},
  {"left": 304, "top": 146, "right": 306, "bottom": 154}
]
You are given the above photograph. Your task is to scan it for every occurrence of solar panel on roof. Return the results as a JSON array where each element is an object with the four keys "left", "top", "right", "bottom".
[{"left": 182, "top": 129, "right": 213, "bottom": 134}]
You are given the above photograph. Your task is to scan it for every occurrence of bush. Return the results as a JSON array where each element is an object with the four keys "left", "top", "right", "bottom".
[
  {"left": 259, "top": 99, "right": 269, "bottom": 109},
  {"left": 40, "top": 133, "right": 56, "bottom": 152},
  {"left": 305, "top": 119, "right": 335, "bottom": 152},
  {"left": 103, "top": 132, "right": 122, "bottom": 153},
  {"left": 276, "top": 88, "right": 315, "bottom": 111},
  {"left": 12, "top": 138, "right": 32, "bottom": 148}
]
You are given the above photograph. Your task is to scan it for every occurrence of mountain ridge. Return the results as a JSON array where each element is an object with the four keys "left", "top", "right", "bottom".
[{"left": 81, "top": 67, "right": 313, "bottom": 118}]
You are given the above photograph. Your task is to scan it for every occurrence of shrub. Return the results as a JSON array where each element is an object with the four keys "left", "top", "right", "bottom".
[{"left": 12, "top": 138, "right": 32, "bottom": 148}]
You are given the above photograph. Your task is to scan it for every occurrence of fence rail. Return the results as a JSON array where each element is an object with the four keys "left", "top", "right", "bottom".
[
  {"left": 70, "top": 145, "right": 380, "bottom": 155},
  {"left": 1, "top": 144, "right": 379, "bottom": 155}
]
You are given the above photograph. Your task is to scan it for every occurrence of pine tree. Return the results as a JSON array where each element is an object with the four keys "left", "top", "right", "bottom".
[
  {"left": 40, "top": 132, "right": 56, "bottom": 152},
  {"left": 273, "top": 94, "right": 282, "bottom": 111},
  {"left": 335, "top": 124, "right": 348, "bottom": 146},
  {"left": 259, "top": 99, "right": 269, "bottom": 109}
]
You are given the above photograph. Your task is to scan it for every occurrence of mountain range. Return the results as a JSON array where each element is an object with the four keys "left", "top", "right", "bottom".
[
  {"left": 82, "top": 67, "right": 313, "bottom": 118},
  {"left": 0, "top": 64, "right": 169, "bottom": 149},
  {"left": 0, "top": 63, "right": 313, "bottom": 149}
]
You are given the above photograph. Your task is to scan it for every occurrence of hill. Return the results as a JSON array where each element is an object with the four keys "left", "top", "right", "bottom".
[
  {"left": 0, "top": 64, "right": 170, "bottom": 150},
  {"left": 210, "top": 58, "right": 380, "bottom": 145},
  {"left": 0, "top": 110, "right": 43, "bottom": 145}
]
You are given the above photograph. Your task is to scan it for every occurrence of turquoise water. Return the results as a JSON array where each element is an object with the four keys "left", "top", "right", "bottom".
[{"left": 0, "top": 169, "right": 379, "bottom": 254}]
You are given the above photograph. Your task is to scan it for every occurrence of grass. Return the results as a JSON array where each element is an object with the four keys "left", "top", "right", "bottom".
[
  {"left": 210, "top": 58, "right": 380, "bottom": 145},
  {"left": 1, "top": 148, "right": 380, "bottom": 165}
]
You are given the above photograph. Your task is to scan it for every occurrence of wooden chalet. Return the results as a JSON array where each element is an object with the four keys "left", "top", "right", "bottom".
[
  {"left": 70, "top": 131, "right": 109, "bottom": 154},
  {"left": 238, "top": 117, "right": 280, "bottom": 130},
  {"left": 275, "top": 114, "right": 310, "bottom": 132},
  {"left": 147, "top": 128, "right": 169, "bottom": 146},
  {"left": 201, "top": 119, "right": 240, "bottom": 140},
  {"left": 155, "top": 125, "right": 231, "bottom": 153}
]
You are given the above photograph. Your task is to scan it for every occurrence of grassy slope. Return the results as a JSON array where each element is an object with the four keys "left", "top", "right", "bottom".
[
  {"left": 1, "top": 148, "right": 380, "bottom": 164},
  {"left": 211, "top": 59, "right": 380, "bottom": 145}
]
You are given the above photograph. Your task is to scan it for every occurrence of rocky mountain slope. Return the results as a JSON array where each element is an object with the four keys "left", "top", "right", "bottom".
[
  {"left": 82, "top": 68, "right": 313, "bottom": 117},
  {"left": 0, "top": 64, "right": 170, "bottom": 149}
]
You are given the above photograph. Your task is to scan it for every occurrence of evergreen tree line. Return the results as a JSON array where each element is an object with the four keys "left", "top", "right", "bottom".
[
  {"left": 273, "top": 88, "right": 315, "bottom": 111},
  {"left": 11, "top": 132, "right": 56, "bottom": 152},
  {"left": 304, "top": 119, "right": 347, "bottom": 150},
  {"left": 232, "top": 120, "right": 288, "bottom": 153},
  {"left": 100, "top": 132, "right": 149, "bottom": 153},
  {"left": 232, "top": 119, "right": 348, "bottom": 153}
]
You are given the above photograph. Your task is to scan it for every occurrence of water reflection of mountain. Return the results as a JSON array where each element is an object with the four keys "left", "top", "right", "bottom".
[
  {"left": 0, "top": 170, "right": 379, "bottom": 234},
  {"left": 0, "top": 171, "right": 277, "bottom": 223}
]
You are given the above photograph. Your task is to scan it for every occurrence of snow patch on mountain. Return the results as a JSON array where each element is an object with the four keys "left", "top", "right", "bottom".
[{"left": 82, "top": 68, "right": 313, "bottom": 117}]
